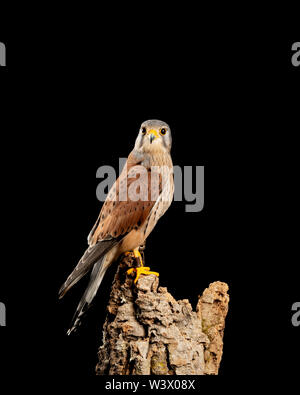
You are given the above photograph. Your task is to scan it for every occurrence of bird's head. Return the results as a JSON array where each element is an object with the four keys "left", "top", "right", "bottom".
[{"left": 134, "top": 119, "right": 172, "bottom": 153}]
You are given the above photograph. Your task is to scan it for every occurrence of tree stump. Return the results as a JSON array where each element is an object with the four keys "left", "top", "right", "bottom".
[{"left": 95, "top": 253, "right": 229, "bottom": 375}]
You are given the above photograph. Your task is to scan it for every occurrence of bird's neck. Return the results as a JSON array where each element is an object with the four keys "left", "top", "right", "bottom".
[{"left": 132, "top": 148, "right": 172, "bottom": 168}]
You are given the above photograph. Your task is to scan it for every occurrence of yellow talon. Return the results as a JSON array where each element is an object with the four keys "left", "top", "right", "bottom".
[
  {"left": 127, "top": 266, "right": 159, "bottom": 284},
  {"left": 125, "top": 248, "right": 159, "bottom": 283}
]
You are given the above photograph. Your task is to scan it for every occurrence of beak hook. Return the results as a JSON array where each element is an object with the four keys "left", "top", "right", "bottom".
[{"left": 149, "top": 134, "right": 155, "bottom": 144}]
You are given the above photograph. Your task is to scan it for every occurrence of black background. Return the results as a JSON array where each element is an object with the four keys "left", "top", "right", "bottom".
[{"left": 0, "top": 6, "right": 299, "bottom": 390}]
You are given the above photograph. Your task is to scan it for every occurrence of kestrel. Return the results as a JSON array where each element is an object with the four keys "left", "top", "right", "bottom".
[{"left": 59, "top": 120, "right": 174, "bottom": 334}]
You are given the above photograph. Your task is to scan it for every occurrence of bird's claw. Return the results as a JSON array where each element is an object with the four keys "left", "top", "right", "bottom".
[
  {"left": 127, "top": 266, "right": 159, "bottom": 284},
  {"left": 125, "top": 248, "right": 158, "bottom": 283}
]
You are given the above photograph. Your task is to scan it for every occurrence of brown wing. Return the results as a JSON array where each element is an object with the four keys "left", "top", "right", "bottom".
[
  {"left": 88, "top": 154, "right": 162, "bottom": 246},
  {"left": 59, "top": 153, "right": 159, "bottom": 299}
]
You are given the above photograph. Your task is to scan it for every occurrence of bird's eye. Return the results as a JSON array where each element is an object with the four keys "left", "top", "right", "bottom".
[
  {"left": 141, "top": 127, "right": 147, "bottom": 135},
  {"left": 160, "top": 128, "right": 167, "bottom": 136}
]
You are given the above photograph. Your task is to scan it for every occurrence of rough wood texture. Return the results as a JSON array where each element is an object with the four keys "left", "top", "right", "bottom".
[
  {"left": 95, "top": 253, "right": 229, "bottom": 375},
  {"left": 196, "top": 281, "right": 229, "bottom": 374}
]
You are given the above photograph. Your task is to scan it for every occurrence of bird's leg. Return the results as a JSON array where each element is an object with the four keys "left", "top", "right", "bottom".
[
  {"left": 124, "top": 248, "right": 143, "bottom": 266},
  {"left": 139, "top": 242, "right": 146, "bottom": 266},
  {"left": 126, "top": 248, "right": 159, "bottom": 284},
  {"left": 134, "top": 248, "right": 143, "bottom": 267}
]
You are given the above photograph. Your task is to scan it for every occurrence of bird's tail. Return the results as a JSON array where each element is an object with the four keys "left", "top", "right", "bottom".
[{"left": 67, "top": 254, "right": 110, "bottom": 335}]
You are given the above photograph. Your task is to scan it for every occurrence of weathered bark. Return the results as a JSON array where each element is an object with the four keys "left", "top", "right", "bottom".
[{"left": 95, "top": 253, "right": 229, "bottom": 375}]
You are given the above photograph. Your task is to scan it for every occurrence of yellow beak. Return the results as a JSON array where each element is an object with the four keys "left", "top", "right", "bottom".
[{"left": 147, "top": 129, "right": 159, "bottom": 143}]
